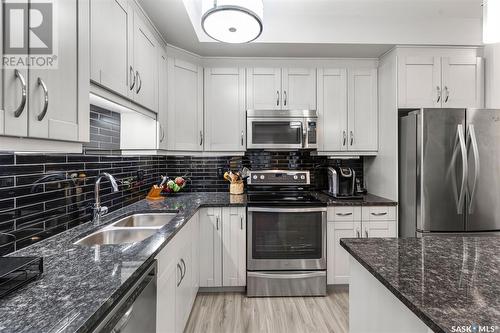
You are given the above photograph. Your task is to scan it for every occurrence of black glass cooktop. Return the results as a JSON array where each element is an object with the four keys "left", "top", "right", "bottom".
[{"left": 247, "top": 192, "right": 324, "bottom": 206}]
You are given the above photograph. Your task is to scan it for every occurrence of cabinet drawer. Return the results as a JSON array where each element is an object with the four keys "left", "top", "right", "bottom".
[
  {"left": 328, "top": 206, "right": 361, "bottom": 222},
  {"left": 362, "top": 206, "right": 396, "bottom": 221}
]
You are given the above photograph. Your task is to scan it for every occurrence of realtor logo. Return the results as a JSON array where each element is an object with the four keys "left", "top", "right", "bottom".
[{"left": 2, "top": 0, "right": 57, "bottom": 68}]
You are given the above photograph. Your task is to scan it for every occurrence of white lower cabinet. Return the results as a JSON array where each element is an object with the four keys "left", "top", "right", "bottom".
[
  {"left": 156, "top": 212, "right": 199, "bottom": 333},
  {"left": 327, "top": 206, "right": 397, "bottom": 285},
  {"left": 199, "top": 206, "right": 246, "bottom": 288}
]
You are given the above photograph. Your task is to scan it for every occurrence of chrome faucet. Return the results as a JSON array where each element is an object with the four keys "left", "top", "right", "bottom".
[{"left": 93, "top": 173, "right": 119, "bottom": 225}]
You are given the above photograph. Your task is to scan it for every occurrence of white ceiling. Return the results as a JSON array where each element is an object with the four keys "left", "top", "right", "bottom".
[{"left": 138, "top": 0, "right": 483, "bottom": 58}]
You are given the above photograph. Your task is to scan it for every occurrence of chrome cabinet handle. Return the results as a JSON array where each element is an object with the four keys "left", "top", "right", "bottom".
[
  {"left": 468, "top": 124, "right": 480, "bottom": 214},
  {"left": 371, "top": 212, "right": 387, "bottom": 216},
  {"left": 37, "top": 78, "right": 49, "bottom": 121},
  {"left": 135, "top": 71, "right": 142, "bottom": 94},
  {"left": 176, "top": 263, "right": 182, "bottom": 286},
  {"left": 240, "top": 215, "right": 243, "bottom": 230},
  {"left": 216, "top": 216, "right": 219, "bottom": 230},
  {"left": 444, "top": 86, "right": 449, "bottom": 103},
  {"left": 241, "top": 131, "right": 244, "bottom": 146},
  {"left": 159, "top": 124, "right": 165, "bottom": 143},
  {"left": 342, "top": 130, "right": 347, "bottom": 147},
  {"left": 200, "top": 131, "right": 203, "bottom": 146},
  {"left": 283, "top": 90, "right": 287, "bottom": 106},
  {"left": 365, "top": 229, "right": 369, "bottom": 238},
  {"left": 356, "top": 228, "right": 360, "bottom": 238},
  {"left": 436, "top": 86, "right": 441, "bottom": 103},
  {"left": 13, "top": 69, "right": 27, "bottom": 118},
  {"left": 350, "top": 131, "right": 354, "bottom": 146},
  {"left": 129, "top": 66, "right": 135, "bottom": 90},
  {"left": 276, "top": 90, "right": 280, "bottom": 106},
  {"left": 336, "top": 212, "right": 352, "bottom": 216},
  {"left": 180, "top": 259, "right": 186, "bottom": 280}
]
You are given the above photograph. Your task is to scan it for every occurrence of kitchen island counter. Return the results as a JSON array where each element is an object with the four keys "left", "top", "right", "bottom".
[{"left": 341, "top": 236, "right": 500, "bottom": 333}]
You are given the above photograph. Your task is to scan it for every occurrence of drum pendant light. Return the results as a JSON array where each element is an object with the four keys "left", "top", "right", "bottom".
[{"left": 201, "top": 0, "right": 264, "bottom": 43}]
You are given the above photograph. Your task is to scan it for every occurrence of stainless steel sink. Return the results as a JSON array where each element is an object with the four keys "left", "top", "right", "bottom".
[
  {"left": 110, "top": 213, "right": 178, "bottom": 228},
  {"left": 74, "top": 228, "right": 157, "bottom": 246}
]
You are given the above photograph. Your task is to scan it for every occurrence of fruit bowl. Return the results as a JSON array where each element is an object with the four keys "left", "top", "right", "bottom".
[{"left": 163, "top": 177, "right": 187, "bottom": 194}]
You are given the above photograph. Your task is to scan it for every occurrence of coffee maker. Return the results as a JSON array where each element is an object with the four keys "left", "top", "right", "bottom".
[{"left": 327, "top": 167, "right": 361, "bottom": 199}]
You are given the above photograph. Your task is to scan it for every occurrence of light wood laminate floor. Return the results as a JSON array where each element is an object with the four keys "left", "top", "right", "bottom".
[{"left": 185, "top": 287, "right": 349, "bottom": 333}]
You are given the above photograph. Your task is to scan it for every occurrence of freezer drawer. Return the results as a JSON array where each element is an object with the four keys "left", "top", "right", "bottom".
[{"left": 247, "top": 271, "right": 326, "bottom": 297}]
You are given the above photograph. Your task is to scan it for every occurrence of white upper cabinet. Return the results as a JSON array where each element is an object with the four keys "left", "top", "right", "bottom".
[
  {"left": 317, "top": 68, "right": 348, "bottom": 151},
  {"left": 246, "top": 67, "right": 316, "bottom": 110},
  {"left": 317, "top": 68, "right": 377, "bottom": 154},
  {"left": 204, "top": 67, "right": 246, "bottom": 152},
  {"left": 348, "top": 68, "right": 378, "bottom": 152},
  {"left": 167, "top": 58, "right": 203, "bottom": 151},
  {"left": 1, "top": 0, "right": 88, "bottom": 143},
  {"left": 246, "top": 67, "right": 281, "bottom": 110},
  {"left": 282, "top": 68, "right": 316, "bottom": 110},
  {"left": 398, "top": 56, "right": 441, "bottom": 108},
  {"left": 441, "top": 57, "right": 484, "bottom": 108},
  {"left": 131, "top": 12, "right": 158, "bottom": 112},
  {"left": 398, "top": 55, "right": 484, "bottom": 108},
  {"left": 157, "top": 49, "right": 168, "bottom": 150},
  {"left": 90, "top": 0, "right": 130, "bottom": 98}
]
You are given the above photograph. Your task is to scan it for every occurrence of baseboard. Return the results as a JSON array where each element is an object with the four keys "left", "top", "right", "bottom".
[{"left": 198, "top": 286, "right": 246, "bottom": 293}]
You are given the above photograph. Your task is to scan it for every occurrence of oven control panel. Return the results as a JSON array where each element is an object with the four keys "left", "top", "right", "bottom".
[{"left": 248, "top": 170, "right": 310, "bottom": 185}]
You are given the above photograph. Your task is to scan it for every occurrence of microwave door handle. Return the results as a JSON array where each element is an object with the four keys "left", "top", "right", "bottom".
[{"left": 302, "top": 122, "right": 307, "bottom": 148}]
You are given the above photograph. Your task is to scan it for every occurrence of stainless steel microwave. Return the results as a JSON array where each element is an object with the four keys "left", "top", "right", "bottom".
[{"left": 246, "top": 110, "right": 317, "bottom": 150}]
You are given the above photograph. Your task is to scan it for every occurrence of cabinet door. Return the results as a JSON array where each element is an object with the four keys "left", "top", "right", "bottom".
[
  {"left": 348, "top": 69, "right": 378, "bottom": 152},
  {"left": 199, "top": 208, "right": 222, "bottom": 287},
  {"left": 157, "top": 260, "right": 178, "bottom": 333},
  {"left": 398, "top": 56, "right": 442, "bottom": 108},
  {"left": 329, "top": 221, "right": 361, "bottom": 284},
  {"left": 246, "top": 68, "right": 281, "bottom": 110},
  {"left": 441, "top": 57, "right": 484, "bottom": 108},
  {"left": 157, "top": 50, "right": 168, "bottom": 150},
  {"left": 176, "top": 240, "right": 193, "bottom": 333},
  {"left": 190, "top": 212, "right": 200, "bottom": 298},
  {"left": 282, "top": 68, "right": 316, "bottom": 110},
  {"left": 365, "top": 220, "right": 397, "bottom": 238},
  {"left": 132, "top": 12, "right": 158, "bottom": 112},
  {"left": 2, "top": 1, "right": 28, "bottom": 137},
  {"left": 90, "top": 0, "right": 130, "bottom": 97},
  {"left": 29, "top": 0, "right": 79, "bottom": 141},
  {"left": 167, "top": 58, "right": 203, "bottom": 151},
  {"left": 222, "top": 207, "right": 246, "bottom": 287},
  {"left": 204, "top": 68, "right": 246, "bottom": 151},
  {"left": 317, "top": 68, "right": 348, "bottom": 152}
]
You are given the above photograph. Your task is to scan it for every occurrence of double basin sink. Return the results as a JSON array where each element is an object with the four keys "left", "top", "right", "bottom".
[{"left": 74, "top": 212, "right": 178, "bottom": 246}]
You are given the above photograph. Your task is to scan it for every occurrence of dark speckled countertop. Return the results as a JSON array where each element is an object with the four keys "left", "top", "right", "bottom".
[
  {"left": 341, "top": 237, "right": 500, "bottom": 333},
  {"left": 0, "top": 191, "right": 395, "bottom": 333}
]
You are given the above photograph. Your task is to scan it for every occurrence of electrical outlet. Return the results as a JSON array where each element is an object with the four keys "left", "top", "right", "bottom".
[{"left": 217, "top": 168, "right": 224, "bottom": 178}]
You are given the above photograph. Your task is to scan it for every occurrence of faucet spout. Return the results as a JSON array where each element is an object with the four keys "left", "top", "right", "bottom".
[{"left": 93, "top": 173, "right": 119, "bottom": 225}]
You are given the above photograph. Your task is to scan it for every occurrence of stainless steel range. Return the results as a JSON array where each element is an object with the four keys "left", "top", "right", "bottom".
[{"left": 246, "top": 170, "right": 327, "bottom": 297}]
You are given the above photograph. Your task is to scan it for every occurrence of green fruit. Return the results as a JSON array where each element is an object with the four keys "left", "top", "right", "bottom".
[{"left": 173, "top": 183, "right": 180, "bottom": 192}]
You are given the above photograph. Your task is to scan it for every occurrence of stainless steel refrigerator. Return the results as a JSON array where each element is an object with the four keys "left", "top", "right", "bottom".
[{"left": 399, "top": 108, "right": 500, "bottom": 237}]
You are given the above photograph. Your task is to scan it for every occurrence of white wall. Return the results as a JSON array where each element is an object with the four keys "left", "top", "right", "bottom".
[{"left": 485, "top": 43, "right": 500, "bottom": 108}]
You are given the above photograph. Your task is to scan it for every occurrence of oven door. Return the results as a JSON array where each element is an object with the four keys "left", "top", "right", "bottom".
[
  {"left": 247, "top": 207, "right": 327, "bottom": 271},
  {"left": 247, "top": 117, "right": 304, "bottom": 149}
]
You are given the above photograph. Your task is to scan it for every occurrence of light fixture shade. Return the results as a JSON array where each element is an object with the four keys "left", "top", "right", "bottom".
[
  {"left": 202, "top": 0, "right": 263, "bottom": 43},
  {"left": 483, "top": 0, "right": 500, "bottom": 44}
]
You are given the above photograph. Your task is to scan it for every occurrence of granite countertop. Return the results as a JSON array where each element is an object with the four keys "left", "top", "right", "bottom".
[
  {"left": 0, "top": 192, "right": 246, "bottom": 333},
  {"left": 314, "top": 192, "right": 397, "bottom": 206},
  {"left": 0, "top": 190, "right": 395, "bottom": 333},
  {"left": 341, "top": 237, "right": 500, "bottom": 333}
]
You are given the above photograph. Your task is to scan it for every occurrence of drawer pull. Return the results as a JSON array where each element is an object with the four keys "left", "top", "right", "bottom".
[
  {"left": 336, "top": 212, "right": 352, "bottom": 216},
  {"left": 371, "top": 212, "right": 387, "bottom": 216}
]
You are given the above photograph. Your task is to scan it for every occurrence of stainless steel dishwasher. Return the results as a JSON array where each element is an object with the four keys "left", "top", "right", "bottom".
[{"left": 92, "top": 261, "right": 157, "bottom": 333}]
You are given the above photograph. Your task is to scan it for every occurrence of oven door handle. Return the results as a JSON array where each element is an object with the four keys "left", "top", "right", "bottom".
[
  {"left": 247, "top": 207, "right": 327, "bottom": 213},
  {"left": 247, "top": 271, "right": 325, "bottom": 279}
]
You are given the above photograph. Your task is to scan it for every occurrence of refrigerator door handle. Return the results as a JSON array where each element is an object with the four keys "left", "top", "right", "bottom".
[
  {"left": 457, "top": 124, "right": 468, "bottom": 214},
  {"left": 467, "top": 124, "right": 480, "bottom": 214}
]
